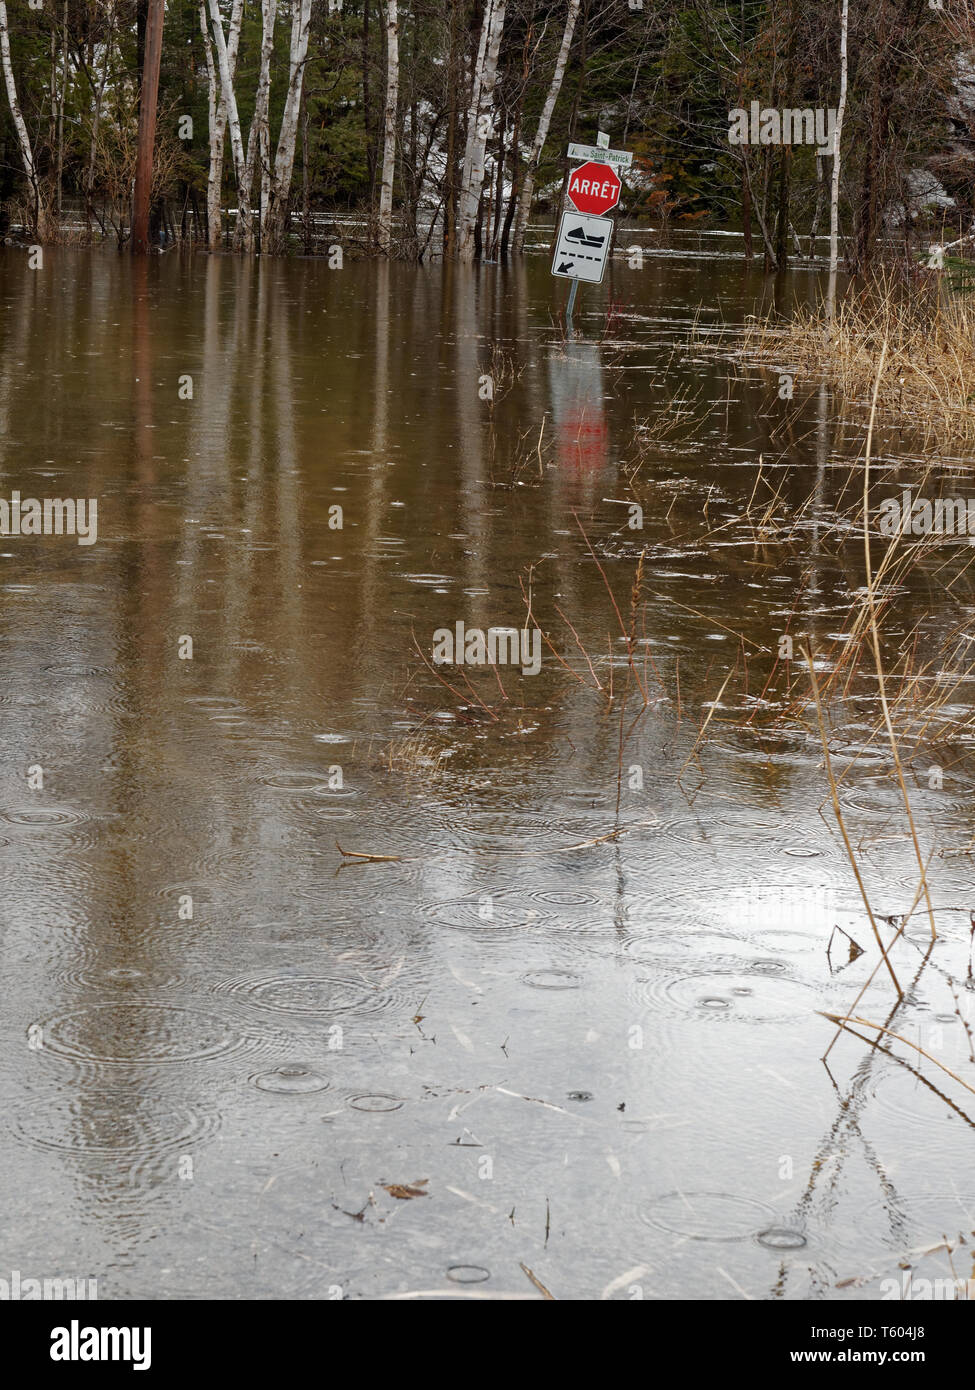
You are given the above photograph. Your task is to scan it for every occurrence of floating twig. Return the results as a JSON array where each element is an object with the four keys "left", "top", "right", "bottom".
[
  {"left": 335, "top": 841, "right": 405, "bottom": 863},
  {"left": 520, "top": 1262, "right": 555, "bottom": 1300}
]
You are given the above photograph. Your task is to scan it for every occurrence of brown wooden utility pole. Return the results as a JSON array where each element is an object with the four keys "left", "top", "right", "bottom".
[{"left": 131, "top": 0, "right": 165, "bottom": 254}]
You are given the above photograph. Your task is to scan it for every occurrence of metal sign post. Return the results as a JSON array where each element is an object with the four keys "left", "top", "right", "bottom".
[
  {"left": 565, "top": 279, "right": 580, "bottom": 331},
  {"left": 552, "top": 142, "right": 630, "bottom": 334}
]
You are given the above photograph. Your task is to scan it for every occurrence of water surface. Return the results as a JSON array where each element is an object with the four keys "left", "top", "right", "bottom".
[{"left": 1, "top": 235, "right": 974, "bottom": 1300}]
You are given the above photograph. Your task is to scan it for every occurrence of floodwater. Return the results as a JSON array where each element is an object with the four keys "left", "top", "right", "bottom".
[{"left": 1, "top": 232, "right": 974, "bottom": 1301}]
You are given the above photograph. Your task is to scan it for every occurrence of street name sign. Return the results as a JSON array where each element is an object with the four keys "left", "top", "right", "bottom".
[{"left": 567, "top": 142, "right": 633, "bottom": 169}]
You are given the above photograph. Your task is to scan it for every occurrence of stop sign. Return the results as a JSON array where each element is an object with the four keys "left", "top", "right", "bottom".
[{"left": 566, "top": 161, "right": 621, "bottom": 216}]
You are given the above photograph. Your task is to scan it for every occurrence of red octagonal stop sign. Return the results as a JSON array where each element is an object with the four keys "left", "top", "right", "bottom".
[{"left": 567, "top": 160, "right": 621, "bottom": 216}]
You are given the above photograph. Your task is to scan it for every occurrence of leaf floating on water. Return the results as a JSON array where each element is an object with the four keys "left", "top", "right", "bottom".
[{"left": 382, "top": 1179, "right": 429, "bottom": 1200}]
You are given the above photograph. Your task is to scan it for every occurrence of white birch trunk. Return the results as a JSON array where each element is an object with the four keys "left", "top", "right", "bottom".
[
  {"left": 0, "top": 0, "right": 46, "bottom": 238},
  {"left": 199, "top": 1, "right": 220, "bottom": 246},
  {"left": 265, "top": 0, "right": 313, "bottom": 252},
  {"left": 512, "top": 0, "right": 580, "bottom": 255},
  {"left": 207, "top": 0, "right": 248, "bottom": 247},
  {"left": 236, "top": 0, "right": 277, "bottom": 252},
  {"left": 200, "top": 0, "right": 243, "bottom": 250},
  {"left": 377, "top": 0, "right": 399, "bottom": 254},
  {"left": 458, "top": 0, "right": 507, "bottom": 263},
  {"left": 826, "top": 0, "right": 849, "bottom": 319},
  {"left": 456, "top": 0, "right": 492, "bottom": 257}
]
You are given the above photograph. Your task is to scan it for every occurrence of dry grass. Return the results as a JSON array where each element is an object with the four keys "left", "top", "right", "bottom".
[
  {"left": 381, "top": 732, "right": 450, "bottom": 780},
  {"left": 742, "top": 270, "right": 975, "bottom": 447}
]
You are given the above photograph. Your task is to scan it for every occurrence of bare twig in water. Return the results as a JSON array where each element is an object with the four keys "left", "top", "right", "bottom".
[
  {"left": 823, "top": 869, "right": 935, "bottom": 1059},
  {"left": 335, "top": 842, "right": 405, "bottom": 862},
  {"left": 411, "top": 624, "right": 499, "bottom": 723},
  {"left": 826, "top": 924, "right": 864, "bottom": 968},
  {"left": 520, "top": 1262, "right": 555, "bottom": 1299},
  {"left": 337, "top": 819, "right": 658, "bottom": 869},
  {"left": 860, "top": 339, "right": 936, "bottom": 940},
  {"left": 572, "top": 510, "right": 648, "bottom": 704},
  {"left": 677, "top": 667, "right": 735, "bottom": 785},
  {"left": 821, "top": 1013, "right": 975, "bottom": 1098},
  {"left": 553, "top": 601, "right": 606, "bottom": 692},
  {"left": 803, "top": 640, "right": 902, "bottom": 998}
]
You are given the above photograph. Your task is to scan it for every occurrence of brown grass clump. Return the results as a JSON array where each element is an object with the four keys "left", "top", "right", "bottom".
[
  {"left": 382, "top": 732, "right": 450, "bottom": 780},
  {"left": 742, "top": 270, "right": 975, "bottom": 447}
]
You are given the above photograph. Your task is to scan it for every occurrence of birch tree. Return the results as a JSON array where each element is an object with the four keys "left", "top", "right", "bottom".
[
  {"left": 199, "top": 2, "right": 220, "bottom": 246},
  {"left": 264, "top": 0, "right": 313, "bottom": 253},
  {"left": 199, "top": 0, "right": 243, "bottom": 250},
  {"left": 207, "top": 0, "right": 248, "bottom": 247},
  {"left": 457, "top": 0, "right": 508, "bottom": 262},
  {"left": 457, "top": 0, "right": 507, "bottom": 262},
  {"left": 0, "top": 0, "right": 46, "bottom": 238},
  {"left": 512, "top": 0, "right": 580, "bottom": 256},
  {"left": 377, "top": 0, "right": 399, "bottom": 254},
  {"left": 827, "top": 0, "right": 849, "bottom": 319},
  {"left": 236, "top": 0, "right": 278, "bottom": 252}
]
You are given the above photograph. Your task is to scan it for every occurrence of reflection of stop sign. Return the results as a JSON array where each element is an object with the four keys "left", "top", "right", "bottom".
[{"left": 567, "top": 161, "right": 621, "bottom": 216}]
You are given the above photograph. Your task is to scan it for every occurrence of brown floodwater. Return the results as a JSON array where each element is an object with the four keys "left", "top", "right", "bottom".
[{"left": 1, "top": 233, "right": 974, "bottom": 1301}]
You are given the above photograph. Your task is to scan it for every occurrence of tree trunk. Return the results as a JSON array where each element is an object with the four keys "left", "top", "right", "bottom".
[
  {"left": 458, "top": 0, "right": 507, "bottom": 262},
  {"left": 809, "top": 152, "right": 826, "bottom": 250},
  {"left": 0, "top": 0, "right": 47, "bottom": 238},
  {"left": 237, "top": 0, "right": 278, "bottom": 252},
  {"left": 132, "top": 0, "right": 165, "bottom": 254},
  {"left": 741, "top": 148, "right": 777, "bottom": 268},
  {"left": 853, "top": 42, "right": 902, "bottom": 275},
  {"left": 55, "top": 0, "right": 67, "bottom": 225},
  {"left": 773, "top": 0, "right": 798, "bottom": 271},
  {"left": 85, "top": 5, "right": 116, "bottom": 244},
  {"left": 199, "top": 1, "right": 219, "bottom": 246},
  {"left": 442, "top": 0, "right": 461, "bottom": 257},
  {"left": 742, "top": 163, "right": 753, "bottom": 260},
  {"left": 362, "top": 0, "right": 376, "bottom": 194},
  {"left": 301, "top": 85, "right": 311, "bottom": 254},
  {"left": 207, "top": 0, "right": 248, "bottom": 250},
  {"left": 548, "top": 3, "right": 586, "bottom": 258},
  {"left": 512, "top": 0, "right": 580, "bottom": 255},
  {"left": 499, "top": 99, "right": 520, "bottom": 259},
  {"left": 377, "top": 0, "right": 399, "bottom": 254},
  {"left": 827, "top": 0, "right": 850, "bottom": 318},
  {"left": 265, "top": 0, "right": 313, "bottom": 253},
  {"left": 489, "top": 106, "right": 506, "bottom": 259},
  {"left": 200, "top": 0, "right": 243, "bottom": 251}
]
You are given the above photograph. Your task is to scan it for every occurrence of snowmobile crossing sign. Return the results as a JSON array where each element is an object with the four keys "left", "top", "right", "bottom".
[{"left": 551, "top": 211, "right": 613, "bottom": 284}]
